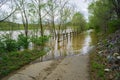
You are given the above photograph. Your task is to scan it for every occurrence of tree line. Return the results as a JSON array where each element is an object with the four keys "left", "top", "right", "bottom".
[
  {"left": 0, "top": 0, "right": 87, "bottom": 38},
  {"left": 88, "top": 0, "right": 120, "bottom": 33}
]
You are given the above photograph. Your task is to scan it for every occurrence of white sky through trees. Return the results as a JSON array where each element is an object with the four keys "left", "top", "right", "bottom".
[
  {"left": 70, "top": 0, "right": 92, "bottom": 21},
  {"left": 0, "top": 0, "right": 92, "bottom": 22}
]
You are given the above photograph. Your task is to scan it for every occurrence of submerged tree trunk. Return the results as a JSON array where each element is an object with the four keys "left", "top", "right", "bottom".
[
  {"left": 14, "top": 0, "right": 29, "bottom": 37},
  {"left": 23, "top": 8, "right": 28, "bottom": 37},
  {"left": 38, "top": 0, "right": 44, "bottom": 37},
  {"left": 52, "top": 15, "right": 56, "bottom": 38}
]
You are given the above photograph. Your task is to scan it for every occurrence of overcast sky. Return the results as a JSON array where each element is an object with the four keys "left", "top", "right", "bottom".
[
  {"left": 0, "top": 0, "right": 92, "bottom": 22},
  {"left": 70, "top": 0, "right": 92, "bottom": 21},
  {"left": 71, "top": 0, "right": 92, "bottom": 20}
]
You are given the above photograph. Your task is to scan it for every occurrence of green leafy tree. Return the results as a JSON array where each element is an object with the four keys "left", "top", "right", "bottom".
[
  {"left": 0, "top": 34, "right": 18, "bottom": 53},
  {"left": 88, "top": 0, "right": 116, "bottom": 33},
  {"left": 17, "top": 34, "right": 30, "bottom": 49},
  {"left": 88, "top": 0, "right": 120, "bottom": 33},
  {"left": 72, "top": 12, "right": 86, "bottom": 33}
]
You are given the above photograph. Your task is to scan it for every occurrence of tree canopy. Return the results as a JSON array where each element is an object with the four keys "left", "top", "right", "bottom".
[
  {"left": 88, "top": 0, "right": 120, "bottom": 33},
  {"left": 72, "top": 12, "right": 86, "bottom": 32}
]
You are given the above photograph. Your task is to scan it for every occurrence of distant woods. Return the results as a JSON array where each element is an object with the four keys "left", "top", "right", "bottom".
[
  {"left": 0, "top": 0, "right": 87, "bottom": 38},
  {"left": 88, "top": 0, "right": 120, "bottom": 33}
]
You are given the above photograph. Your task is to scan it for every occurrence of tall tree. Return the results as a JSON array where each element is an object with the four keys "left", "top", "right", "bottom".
[
  {"left": 45, "top": 0, "right": 59, "bottom": 37},
  {"left": 30, "top": 0, "right": 46, "bottom": 37},
  {"left": 14, "top": 0, "right": 29, "bottom": 37},
  {"left": 57, "top": 0, "right": 70, "bottom": 41},
  {"left": 72, "top": 12, "right": 86, "bottom": 33},
  {"left": 88, "top": 0, "right": 114, "bottom": 33}
]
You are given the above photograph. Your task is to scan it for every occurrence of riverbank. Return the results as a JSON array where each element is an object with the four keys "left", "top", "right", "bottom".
[
  {"left": 90, "top": 30, "right": 120, "bottom": 80},
  {"left": 0, "top": 49, "right": 46, "bottom": 79}
]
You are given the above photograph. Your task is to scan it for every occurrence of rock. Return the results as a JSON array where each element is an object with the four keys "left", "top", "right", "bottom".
[
  {"left": 113, "top": 53, "right": 119, "bottom": 57},
  {"left": 98, "top": 51, "right": 103, "bottom": 54},
  {"left": 107, "top": 55, "right": 113, "bottom": 62},
  {"left": 97, "top": 43, "right": 100, "bottom": 45},
  {"left": 104, "top": 68, "right": 110, "bottom": 72},
  {"left": 96, "top": 30, "right": 120, "bottom": 79},
  {"left": 117, "top": 56, "right": 120, "bottom": 59},
  {"left": 107, "top": 56, "right": 117, "bottom": 64},
  {"left": 111, "top": 65, "right": 119, "bottom": 71}
]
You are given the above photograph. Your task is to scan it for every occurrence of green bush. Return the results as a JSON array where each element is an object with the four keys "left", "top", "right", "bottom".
[
  {"left": 94, "top": 25, "right": 100, "bottom": 33},
  {"left": 90, "top": 52, "right": 106, "bottom": 80},
  {"left": 0, "top": 49, "right": 46, "bottom": 78},
  {"left": 108, "top": 19, "right": 120, "bottom": 33},
  {"left": 0, "top": 38, "right": 5, "bottom": 53},
  {"left": 31, "top": 35, "right": 49, "bottom": 46},
  {"left": 4, "top": 39, "right": 17, "bottom": 52},
  {"left": 0, "top": 34, "right": 18, "bottom": 53},
  {"left": 17, "top": 34, "right": 30, "bottom": 49}
]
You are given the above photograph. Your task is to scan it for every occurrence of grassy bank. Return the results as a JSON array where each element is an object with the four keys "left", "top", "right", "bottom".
[
  {"left": 89, "top": 51, "right": 106, "bottom": 80},
  {"left": 89, "top": 33, "right": 106, "bottom": 80},
  {"left": 0, "top": 49, "right": 46, "bottom": 78}
]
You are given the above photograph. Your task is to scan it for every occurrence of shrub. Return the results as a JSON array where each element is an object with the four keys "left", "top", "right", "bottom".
[
  {"left": 108, "top": 19, "right": 120, "bottom": 33},
  {"left": 0, "top": 38, "right": 5, "bottom": 53},
  {"left": 0, "top": 34, "right": 18, "bottom": 53},
  {"left": 0, "top": 49, "right": 46, "bottom": 78},
  {"left": 17, "top": 34, "right": 30, "bottom": 49},
  {"left": 31, "top": 35, "right": 49, "bottom": 46}
]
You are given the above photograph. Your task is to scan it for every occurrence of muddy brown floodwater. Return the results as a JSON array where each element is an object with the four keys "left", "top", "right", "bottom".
[{"left": 32, "top": 30, "right": 97, "bottom": 63}]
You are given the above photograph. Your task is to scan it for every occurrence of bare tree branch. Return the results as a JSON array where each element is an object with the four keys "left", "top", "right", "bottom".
[{"left": 0, "top": 8, "right": 17, "bottom": 22}]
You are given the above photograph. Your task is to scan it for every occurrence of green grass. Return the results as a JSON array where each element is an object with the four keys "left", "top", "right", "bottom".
[
  {"left": 89, "top": 52, "right": 106, "bottom": 80},
  {"left": 0, "top": 49, "right": 46, "bottom": 78}
]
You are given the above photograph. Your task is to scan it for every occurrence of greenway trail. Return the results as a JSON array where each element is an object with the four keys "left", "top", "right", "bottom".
[{"left": 3, "top": 30, "right": 97, "bottom": 80}]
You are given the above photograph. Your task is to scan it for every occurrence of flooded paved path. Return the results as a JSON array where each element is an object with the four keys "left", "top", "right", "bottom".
[{"left": 43, "top": 55, "right": 89, "bottom": 80}]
